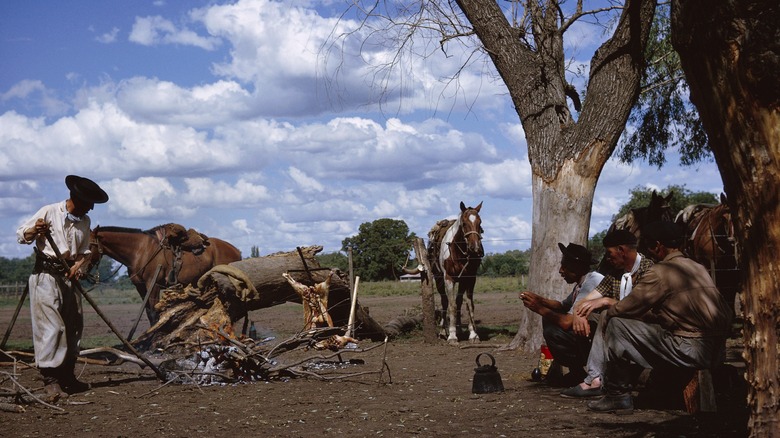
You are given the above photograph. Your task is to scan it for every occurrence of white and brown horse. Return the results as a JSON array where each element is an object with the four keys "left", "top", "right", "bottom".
[{"left": 427, "top": 201, "right": 484, "bottom": 344}]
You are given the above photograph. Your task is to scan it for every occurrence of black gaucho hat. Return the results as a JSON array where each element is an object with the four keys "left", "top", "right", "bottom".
[
  {"left": 602, "top": 229, "right": 638, "bottom": 248},
  {"left": 65, "top": 175, "right": 109, "bottom": 204},
  {"left": 558, "top": 242, "right": 598, "bottom": 266}
]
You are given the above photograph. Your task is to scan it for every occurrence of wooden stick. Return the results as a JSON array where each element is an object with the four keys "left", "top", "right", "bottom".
[
  {"left": 345, "top": 276, "right": 360, "bottom": 338},
  {"left": 44, "top": 232, "right": 166, "bottom": 381},
  {"left": 0, "top": 283, "right": 29, "bottom": 349},
  {"left": 127, "top": 264, "right": 162, "bottom": 340}
]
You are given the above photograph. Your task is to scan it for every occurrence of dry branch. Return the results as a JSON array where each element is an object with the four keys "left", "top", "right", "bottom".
[{"left": 132, "top": 246, "right": 385, "bottom": 353}]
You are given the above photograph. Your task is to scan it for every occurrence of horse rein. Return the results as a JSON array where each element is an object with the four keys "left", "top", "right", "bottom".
[
  {"left": 88, "top": 230, "right": 167, "bottom": 285},
  {"left": 451, "top": 211, "right": 484, "bottom": 277}
]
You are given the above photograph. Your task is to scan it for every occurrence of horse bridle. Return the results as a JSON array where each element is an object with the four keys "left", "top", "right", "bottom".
[
  {"left": 87, "top": 229, "right": 166, "bottom": 284},
  {"left": 453, "top": 210, "right": 484, "bottom": 258}
]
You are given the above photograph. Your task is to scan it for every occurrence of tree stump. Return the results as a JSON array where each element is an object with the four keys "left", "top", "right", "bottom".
[{"left": 132, "top": 246, "right": 386, "bottom": 352}]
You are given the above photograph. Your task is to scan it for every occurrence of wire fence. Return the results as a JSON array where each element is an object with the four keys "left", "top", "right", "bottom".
[{"left": 0, "top": 282, "right": 26, "bottom": 298}]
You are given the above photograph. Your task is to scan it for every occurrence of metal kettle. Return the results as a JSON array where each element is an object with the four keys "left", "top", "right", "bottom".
[{"left": 472, "top": 353, "right": 504, "bottom": 394}]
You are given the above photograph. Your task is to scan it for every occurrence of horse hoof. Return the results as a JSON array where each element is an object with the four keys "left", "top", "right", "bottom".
[
  {"left": 447, "top": 338, "right": 460, "bottom": 345},
  {"left": 469, "top": 337, "right": 481, "bottom": 344}
]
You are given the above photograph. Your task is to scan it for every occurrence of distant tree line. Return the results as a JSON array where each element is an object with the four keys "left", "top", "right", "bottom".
[
  {"left": 0, "top": 251, "right": 129, "bottom": 288},
  {"left": 311, "top": 217, "right": 532, "bottom": 282},
  {"left": 0, "top": 254, "right": 35, "bottom": 283},
  {"left": 2, "top": 185, "right": 716, "bottom": 287}
]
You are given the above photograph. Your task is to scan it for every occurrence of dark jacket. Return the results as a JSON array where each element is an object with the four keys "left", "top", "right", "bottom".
[{"left": 605, "top": 250, "right": 732, "bottom": 337}]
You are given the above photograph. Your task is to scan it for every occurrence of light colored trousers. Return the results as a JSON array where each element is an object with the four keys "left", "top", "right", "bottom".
[{"left": 29, "top": 273, "right": 83, "bottom": 368}]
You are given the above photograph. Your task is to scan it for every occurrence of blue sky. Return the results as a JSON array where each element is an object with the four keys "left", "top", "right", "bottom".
[{"left": 0, "top": 0, "right": 724, "bottom": 260}]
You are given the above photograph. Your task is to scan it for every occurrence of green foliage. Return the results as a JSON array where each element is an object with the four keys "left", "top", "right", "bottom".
[
  {"left": 250, "top": 246, "right": 260, "bottom": 258},
  {"left": 0, "top": 253, "right": 35, "bottom": 282},
  {"left": 479, "top": 249, "right": 530, "bottom": 277},
  {"left": 316, "top": 251, "right": 349, "bottom": 272},
  {"left": 587, "top": 230, "right": 608, "bottom": 264},
  {"left": 618, "top": 4, "right": 711, "bottom": 168},
  {"left": 342, "top": 218, "right": 416, "bottom": 281},
  {"left": 613, "top": 184, "right": 719, "bottom": 222}
]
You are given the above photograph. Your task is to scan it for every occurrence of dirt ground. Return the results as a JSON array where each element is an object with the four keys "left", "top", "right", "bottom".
[{"left": 1, "top": 290, "right": 748, "bottom": 437}]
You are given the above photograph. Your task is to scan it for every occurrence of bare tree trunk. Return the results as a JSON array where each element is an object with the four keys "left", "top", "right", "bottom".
[
  {"left": 671, "top": 1, "right": 779, "bottom": 435},
  {"left": 455, "top": 0, "right": 656, "bottom": 350},
  {"left": 508, "top": 172, "right": 599, "bottom": 350},
  {"left": 411, "top": 237, "right": 438, "bottom": 343}
]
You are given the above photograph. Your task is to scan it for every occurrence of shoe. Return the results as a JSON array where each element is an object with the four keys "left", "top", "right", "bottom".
[
  {"left": 560, "top": 370, "right": 587, "bottom": 387},
  {"left": 587, "top": 393, "right": 634, "bottom": 415},
  {"left": 44, "top": 381, "right": 69, "bottom": 402},
  {"left": 61, "top": 377, "right": 91, "bottom": 394},
  {"left": 560, "top": 384, "right": 604, "bottom": 398}
]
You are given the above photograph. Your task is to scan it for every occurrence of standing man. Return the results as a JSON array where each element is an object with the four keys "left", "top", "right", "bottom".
[
  {"left": 17, "top": 175, "right": 109, "bottom": 401},
  {"left": 520, "top": 242, "right": 604, "bottom": 385},
  {"left": 587, "top": 221, "right": 732, "bottom": 414},
  {"left": 560, "top": 229, "right": 654, "bottom": 398}
]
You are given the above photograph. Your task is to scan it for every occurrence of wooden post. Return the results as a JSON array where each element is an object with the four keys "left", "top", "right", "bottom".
[
  {"left": 412, "top": 237, "right": 437, "bottom": 343},
  {"left": 346, "top": 276, "right": 360, "bottom": 338},
  {"left": 683, "top": 369, "right": 717, "bottom": 413},
  {"left": 348, "top": 248, "right": 354, "bottom": 298}
]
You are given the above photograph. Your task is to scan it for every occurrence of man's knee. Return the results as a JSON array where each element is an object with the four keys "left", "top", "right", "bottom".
[{"left": 542, "top": 321, "right": 569, "bottom": 344}]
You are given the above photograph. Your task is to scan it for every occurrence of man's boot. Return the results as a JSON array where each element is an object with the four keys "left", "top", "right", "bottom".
[
  {"left": 587, "top": 392, "right": 634, "bottom": 414},
  {"left": 587, "top": 358, "right": 634, "bottom": 414},
  {"left": 59, "top": 357, "right": 91, "bottom": 394},
  {"left": 40, "top": 368, "right": 68, "bottom": 402}
]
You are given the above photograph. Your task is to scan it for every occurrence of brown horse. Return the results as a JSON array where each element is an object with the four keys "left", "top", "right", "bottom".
[
  {"left": 609, "top": 190, "right": 675, "bottom": 255},
  {"left": 427, "top": 201, "right": 484, "bottom": 344},
  {"left": 675, "top": 193, "right": 740, "bottom": 313},
  {"left": 88, "top": 224, "right": 242, "bottom": 323}
]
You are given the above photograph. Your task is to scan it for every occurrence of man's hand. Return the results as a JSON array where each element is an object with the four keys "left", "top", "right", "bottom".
[
  {"left": 68, "top": 257, "right": 88, "bottom": 281},
  {"left": 571, "top": 314, "right": 591, "bottom": 337},
  {"left": 519, "top": 291, "right": 543, "bottom": 312},
  {"left": 575, "top": 297, "right": 605, "bottom": 318},
  {"left": 24, "top": 218, "right": 50, "bottom": 241},
  {"left": 34, "top": 218, "right": 50, "bottom": 235}
]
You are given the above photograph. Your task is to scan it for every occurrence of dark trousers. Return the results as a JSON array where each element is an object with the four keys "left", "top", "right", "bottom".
[
  {"left": 542, "top": 318, "right": 593, "bottom": 371},
  {"left": 603, "top": 317, "right": 726, "bottom": 394}
]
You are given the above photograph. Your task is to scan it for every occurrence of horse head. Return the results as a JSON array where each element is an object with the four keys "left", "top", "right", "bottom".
[
  {"left": 85, "top": 226, "right": 104, "bottom": 278},
  {"left": 459, "top": 201, "right": 484, "bottom": 256},
  {"left": 643, "top": 190, "right": 675, "bottom": 223}
]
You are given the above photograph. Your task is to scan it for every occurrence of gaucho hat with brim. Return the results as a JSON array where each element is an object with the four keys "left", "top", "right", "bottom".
[
  {"left": 558, "top": 242, "right": 598, "bottom": 266},
  {"left": 65, "top": 175, "right": 109, "bottom": 204}
]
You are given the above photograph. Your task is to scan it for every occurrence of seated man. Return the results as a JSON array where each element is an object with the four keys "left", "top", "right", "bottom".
[
  {"left": 520, "top": 242, "right": 604, "bottom": 385},
  {"left": 587, "top": 221, "right": 733, "bottom": 414},
  {"left": 561, "top": 228, "right": 654, "bottom": 398}
]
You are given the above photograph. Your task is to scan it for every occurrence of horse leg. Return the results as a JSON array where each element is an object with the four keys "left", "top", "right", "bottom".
[
  {"left": 460, "top": 279, "right": 480, "bottom": 343},
  {"left": 433, "top": 276, "right": 448, "bottom": 338},
  {"left": 444, "top": 278, "right": 459, "bottom": 344}
]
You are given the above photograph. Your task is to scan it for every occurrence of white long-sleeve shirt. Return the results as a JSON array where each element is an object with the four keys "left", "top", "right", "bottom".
[{"left": 17, "top": 200, "right": 92, "bottom": 261}]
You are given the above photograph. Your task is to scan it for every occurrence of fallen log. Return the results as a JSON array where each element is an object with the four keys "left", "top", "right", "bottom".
[{"left": 132, "top": 246, "right": 386, "bottom": 352}]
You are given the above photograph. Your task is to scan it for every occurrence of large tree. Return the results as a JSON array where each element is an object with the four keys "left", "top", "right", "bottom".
[
  {"left": 671, "top": 1, "right": 779, "bottom": 435},
  {"left": 342, "top": 218, "right": 415, "bottom": 281},
  {"left": 338, "top": 0, "right": 657, "bottom": 349}
]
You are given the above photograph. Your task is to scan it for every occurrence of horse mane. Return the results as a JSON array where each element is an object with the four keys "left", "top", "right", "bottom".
[
  {"left": 94, "top": 225, "right": 146, "bottom": 234},
  {"left": 146, "top": 223, "right": 179, "bottom": 234}
]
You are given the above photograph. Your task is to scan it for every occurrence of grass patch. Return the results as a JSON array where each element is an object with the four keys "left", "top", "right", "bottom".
[
  {"left": 0, "top": 278, "right": 525, "bottom": 305},
  {"left": 357, "top": 276, "right": 525, "bottom": 297}
]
